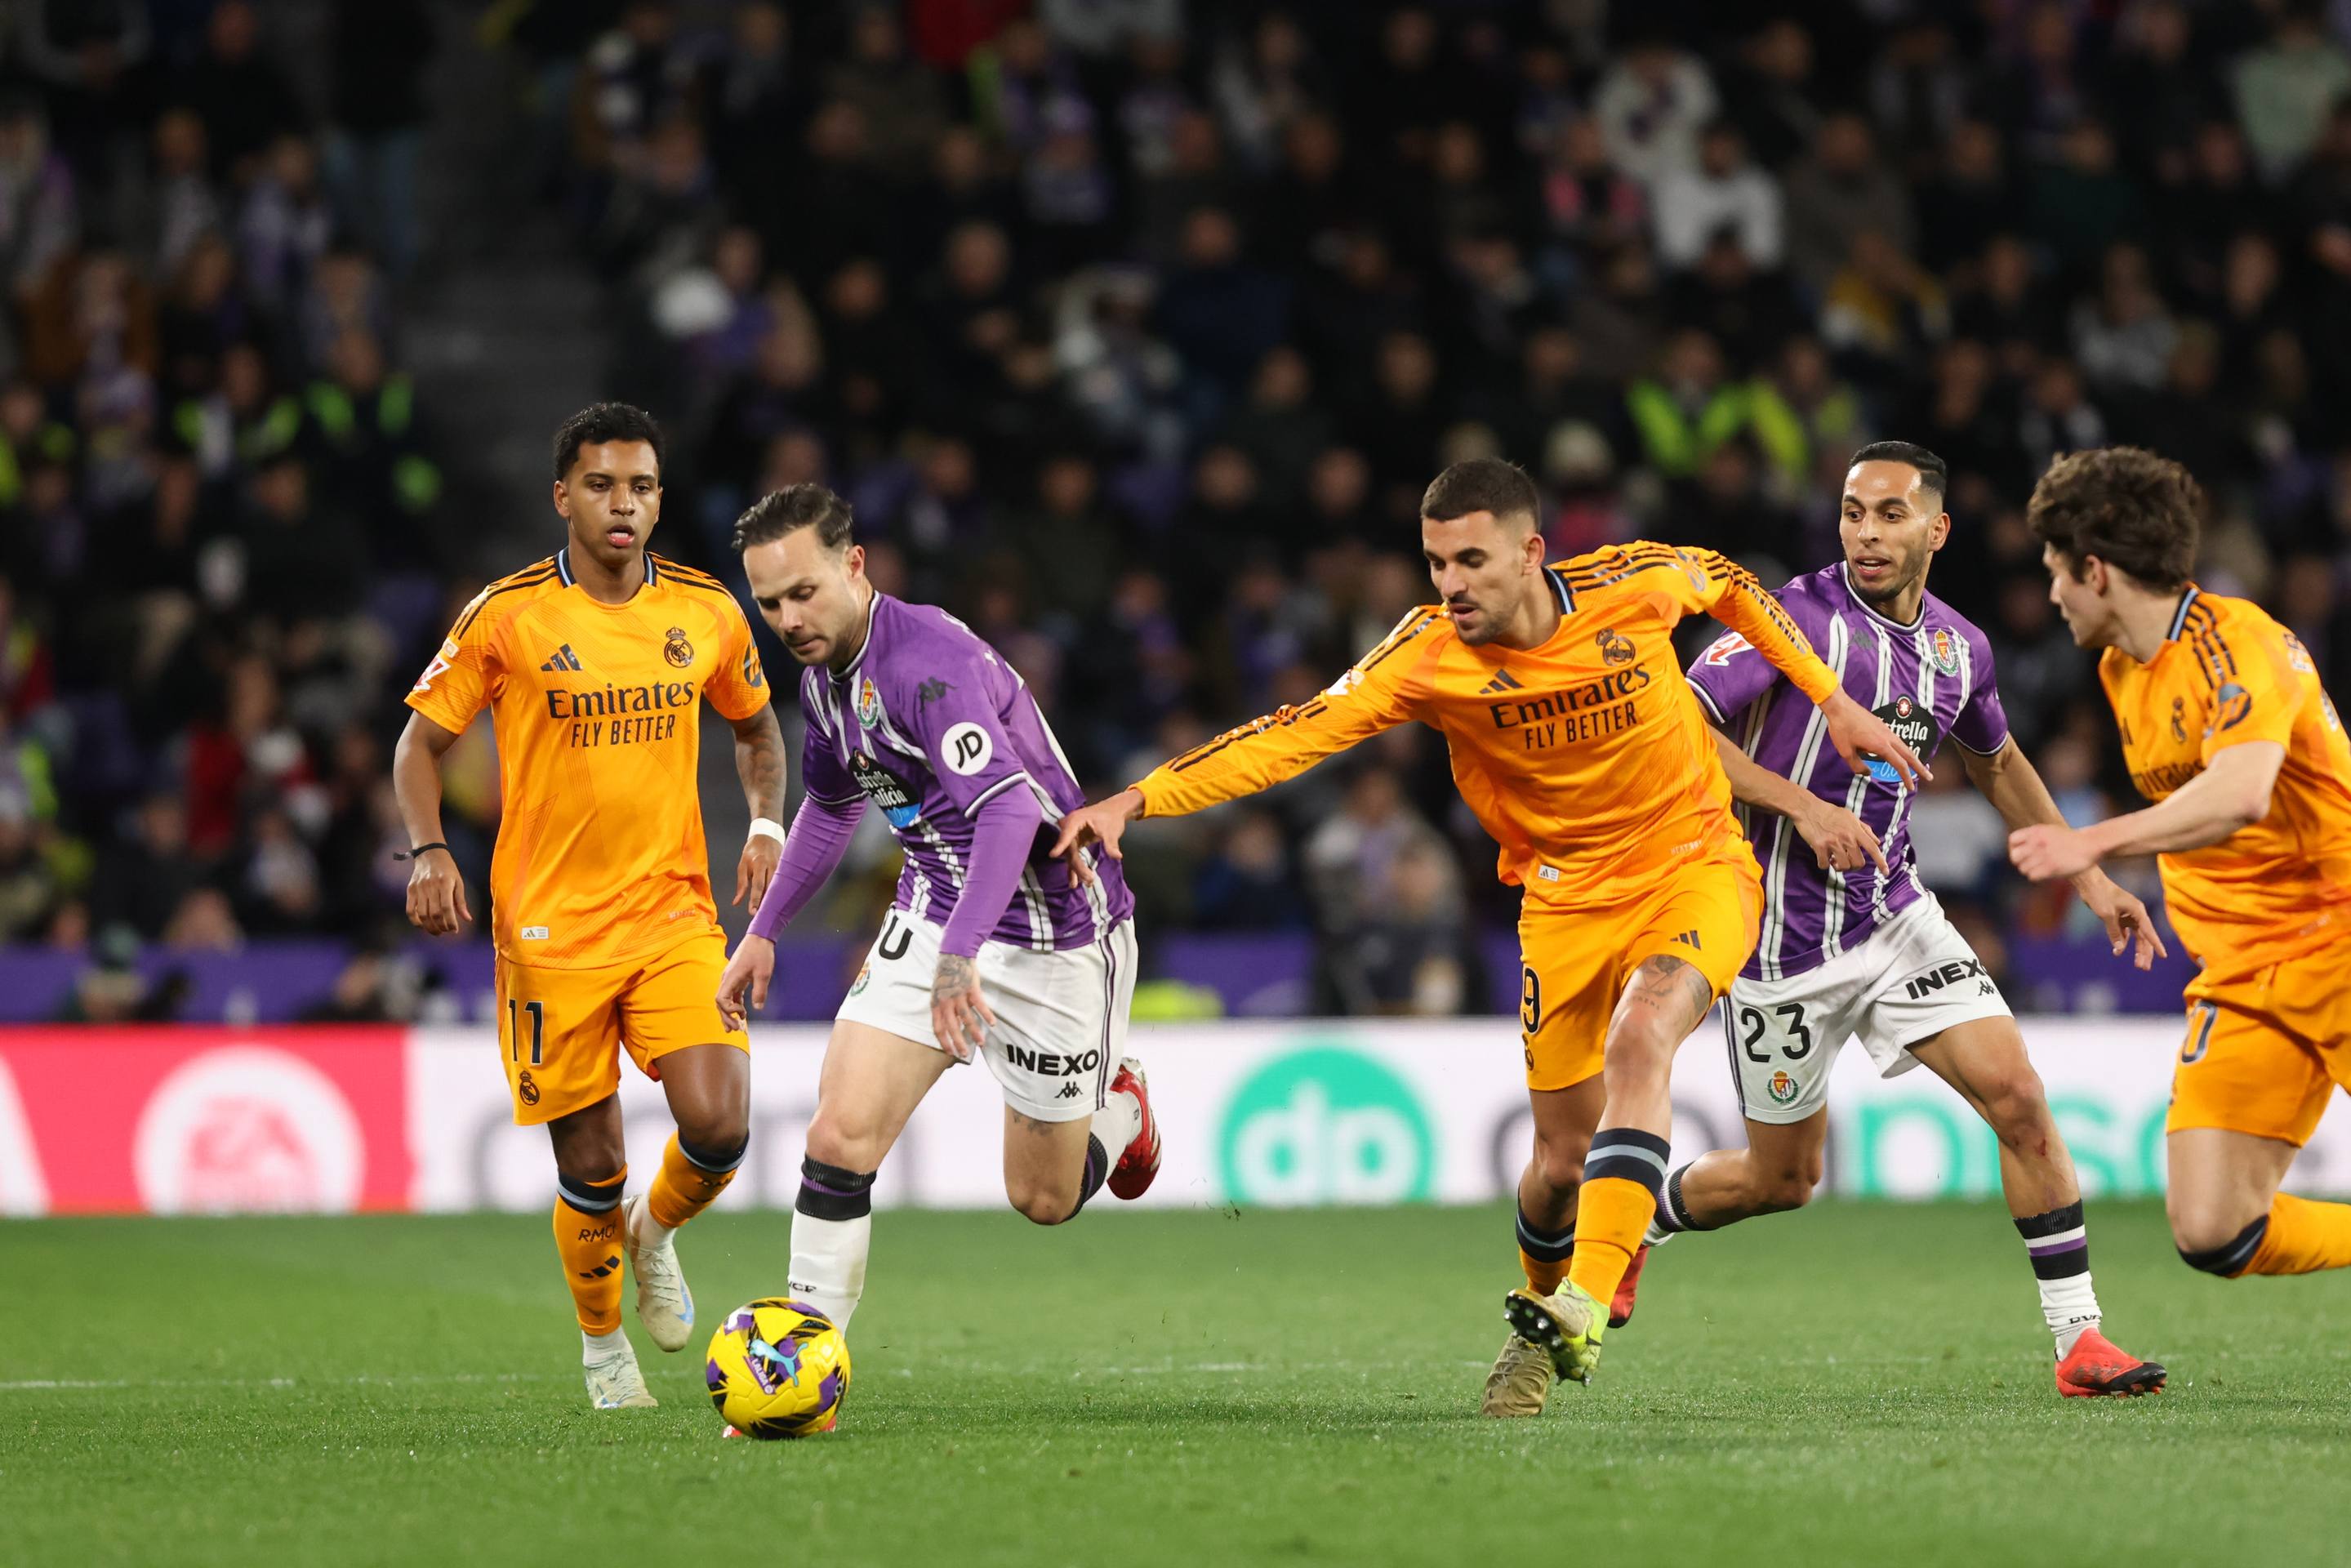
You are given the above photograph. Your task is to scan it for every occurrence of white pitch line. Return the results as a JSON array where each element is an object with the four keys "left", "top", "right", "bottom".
[{"left": 0, "top": 1371, "right": 569, "bottom": 1392}]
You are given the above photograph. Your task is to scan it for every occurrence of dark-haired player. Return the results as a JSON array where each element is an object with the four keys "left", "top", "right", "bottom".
[
  {"left": 395, "top": 403, "right": 787, "bottom": 1410},
  {"left": 1658, "top": 442, "right": 2166, "bottom": 1398},
  {"left": 2011, "top": 446, "right": 2351, "bottom": 1286},
  {"left": 714, "top": 484, "right": 1160, "bottom": 1347},
  {"left": 1050, "top": 458, "right": 1927, "bottom": 1416}
]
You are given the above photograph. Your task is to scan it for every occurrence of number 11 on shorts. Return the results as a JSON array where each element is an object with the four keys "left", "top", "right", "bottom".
[{"left": 509, "top": 998, "right": 545, "bottom": 1065}]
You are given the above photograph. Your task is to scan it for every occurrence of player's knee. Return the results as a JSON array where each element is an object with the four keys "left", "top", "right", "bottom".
[
  {"left": 2168, "top": 1196, "right": 2267, "bottom": 1271},
  {"left": 1530, "top": 1135, "right": 1592, "bottom": 1199},
  {"left": 1006, "top": 1175, "right": 1078, "bottom": 1226},
  {"left": 805, "top": 1108, "right": 885, "bottom": 1174},
  {"left": 1976, "top": 1067, "right": 2053, "bottom": 1145},
  {"left": 674, "top": 1107, "right": 750, "bottom": 1160}
]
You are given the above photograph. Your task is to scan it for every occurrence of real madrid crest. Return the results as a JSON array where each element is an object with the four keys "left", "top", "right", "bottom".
[
  {"left": 664, "top": 626, "right": 694, "bottom": 668},
  {"left": 855, "top": 675, "right": 883, "bottom": 728},
  {"left": 1923, "top": 626, "right": 1961, "bottom": 677}
]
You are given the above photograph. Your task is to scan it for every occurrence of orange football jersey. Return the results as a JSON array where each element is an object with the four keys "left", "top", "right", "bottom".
[
  {"left": 2099, "top": 586, "right": 2351, "bottom": 975},
  {"left": 406, "top": 549, "right": 771, "bottom": 968},
  {"left": 1133, "top": 544, "right": 1838, "bottom": 907}
]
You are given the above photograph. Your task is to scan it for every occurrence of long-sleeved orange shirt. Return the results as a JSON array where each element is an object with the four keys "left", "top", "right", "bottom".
[{"left": 1134, "top": 543, "right": 1839, "bottom": 909}]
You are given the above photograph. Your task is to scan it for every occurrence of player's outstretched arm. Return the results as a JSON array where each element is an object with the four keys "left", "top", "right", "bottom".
[
  {"left": 1054, "top": 614, "right": 1435, "bottom": 881},
  {"left": 727, "top": 704, "right": 789, "bottom": 908},
  {"left": 1963, "top": 738, "right": 2166, "bottom": 969},
  {"left": 392, "top": 710, "right": 472, "bottom": 935},
  {"left": 2010, "top": 741, "right": 2285, "bottom": 876},
  {"left": 1708, "top": 730, "right": 1887, "bottom": 875}
]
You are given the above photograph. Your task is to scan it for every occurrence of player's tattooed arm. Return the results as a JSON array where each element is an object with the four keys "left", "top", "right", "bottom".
[
  {"left": 729, "top": 705, "right": 788, "bottom": 908},
  {"left": 931, "top": 953, "right": 995, "bottom": 1062}
]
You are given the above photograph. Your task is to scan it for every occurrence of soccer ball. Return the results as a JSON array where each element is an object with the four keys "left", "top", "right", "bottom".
[{"left": 705, "top": 1298, "right": 850, "bottom": 1438}]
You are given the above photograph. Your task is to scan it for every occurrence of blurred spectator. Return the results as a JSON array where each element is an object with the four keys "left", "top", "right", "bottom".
[
  {"left": 1783, "top": 113, "right": 1913, "bottom": 297},
  {"left": 1654, "top": 121, "right": 1782, "bottom": 271},
  {"left": 2232, "top": 2, "right": 2351, "bottom": 180},
  {"left": 323, "top": 0, "right": 434, "bottom": 283},
  {"left": 1592, "top": 34, "right": 1716, "bottom": 189}
]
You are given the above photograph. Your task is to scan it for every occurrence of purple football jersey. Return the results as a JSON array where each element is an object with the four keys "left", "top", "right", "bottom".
[
  {"left": 1685, "top": 564, "right": 2010, "bottom": 981},
  {"left": 798, "top": 593, "right": 1133, "bottom": 951}
]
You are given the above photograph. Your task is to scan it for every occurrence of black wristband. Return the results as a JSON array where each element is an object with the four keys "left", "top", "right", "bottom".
[{"left": 396, "top": 842, "right": 452, "bottom": 862}]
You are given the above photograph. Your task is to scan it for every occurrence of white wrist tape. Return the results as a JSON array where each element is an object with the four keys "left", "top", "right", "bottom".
[{"left": 747, "top": 817, "right": 786, "bottom": 846}]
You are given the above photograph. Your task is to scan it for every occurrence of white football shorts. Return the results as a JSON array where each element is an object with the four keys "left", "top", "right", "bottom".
[
  {"left": 1725, "top": 893, "right": 2011, "bottom": 1125},
  {"left": 835, "top": 906, "right": 1138, "bottom": 1123}
]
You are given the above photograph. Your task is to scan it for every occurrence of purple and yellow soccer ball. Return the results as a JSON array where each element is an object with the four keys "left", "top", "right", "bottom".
[{"left": 705, "top": 1298, "right": 851, "bottom": 1438}]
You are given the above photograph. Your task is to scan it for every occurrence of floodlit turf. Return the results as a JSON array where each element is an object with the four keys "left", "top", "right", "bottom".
[{"left": 2, "top": 1199, "right": 2346, "bottom": 1567}]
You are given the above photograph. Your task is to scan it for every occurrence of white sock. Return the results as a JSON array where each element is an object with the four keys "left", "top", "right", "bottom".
[
  {"left": 788, "top": 1210, "right": 872, "bottom": 1332},
  {"left": 2041, "top": 1274, "right": 2100, "bottom": 1356},
  {"left": 581, "top": 1326, "right": 630, "bottom": 1364},
  {"left": 1091, "top": 1086, "right": 1142, "bottom": 1155}
]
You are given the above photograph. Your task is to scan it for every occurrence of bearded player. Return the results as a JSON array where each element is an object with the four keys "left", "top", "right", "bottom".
[
  {"left": 396, "top": 403, "right": 787, "bottom": 1410},
  {"left": 1051, "top": 458, "right": 1926, "bottom": 1415},
  {"left": 714, "top": 484, "right": 1159, "bottom": 1344},
  {"left": 2011, "top": 447, "right": 2351, "bottom": 1286},
  {"left": 1646, "top": 442, "right": 2166, "bottom": 1397}
]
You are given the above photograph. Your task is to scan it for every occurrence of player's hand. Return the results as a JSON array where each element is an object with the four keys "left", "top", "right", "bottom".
[
  {"left": 2073, "top": 869, "right": 2167, "bottom": 971},
  {"left": 715, "top": 934, "right": 775, "bottom": 1032},
  {"left": 404, "top": 847, "right": 471, "bottom": 935},
  {"left": 733, "top": 833, "right": 781, "bottom": 910},
  {"left": 930, "top": 953, "right": 994, "bottom": 1062},
  {"left": 1793, "top": 799, "right": 1890, "bottom": 876},
  {"left": 2008, "top": 822, "right": 2096, "bottom": 883},
  {"left": 1051, "top": 788, "right": 1145, "bottom": 889},
  {"left": 1819, "top": 689, "right": 1930, "bottom": 789}
]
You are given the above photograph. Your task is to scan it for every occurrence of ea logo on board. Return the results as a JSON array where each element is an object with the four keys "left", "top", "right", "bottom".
[
  {"left": 133, "top": 1047, "right": 364, "bottom": 1214},
  {"left": 1218, "top": 1046, "right": 1435, "bottom": 1205}
]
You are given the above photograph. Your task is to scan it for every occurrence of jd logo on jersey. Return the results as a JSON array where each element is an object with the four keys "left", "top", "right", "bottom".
[
  {"left": 1867, "top": 695, "right": 1938, "bottom": 783},
  {"left": 1219, "top": 1045, "right": 1434, "bottom": 1205},
  {"left": 664, "top": 626, "right": 694, "bottom": 668}
]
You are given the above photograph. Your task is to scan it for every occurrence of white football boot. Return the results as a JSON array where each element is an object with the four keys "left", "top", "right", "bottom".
[
  {"left": 583, "top": 1335, "right": 657, "bottom": 1410},
  {"left": 622, "top": 1192, "right": 697, "bottom": 1352}
]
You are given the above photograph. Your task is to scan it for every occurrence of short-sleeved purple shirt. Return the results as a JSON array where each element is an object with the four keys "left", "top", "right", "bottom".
[{"left": 1686, "top": 564, "right": 2010, "bottom": 982}]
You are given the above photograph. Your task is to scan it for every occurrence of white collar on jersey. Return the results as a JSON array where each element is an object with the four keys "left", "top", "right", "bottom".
[
  {"left": 1836, "top": 562, "right": 1925, "bottom": 632},
  {"left": 830, "top": 584, "right": 884, "bottom": 681}
]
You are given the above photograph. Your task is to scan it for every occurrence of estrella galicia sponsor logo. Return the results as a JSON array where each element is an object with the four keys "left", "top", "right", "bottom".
[
  {"left": 664, "top": 626, "right": 694, "bottom": 668},
  {"left": 850, "top": 751, "right": 923, "bottom": 830},
  {"left": 1867, "top": 694, "right": 1938, "bottom": 782},
  {"left": 1218, "top": 1045, "right": 1434, "bottom": 1205},
  {"left": 1902, "top": 956, "right": 1988, "bottom": 1000}
]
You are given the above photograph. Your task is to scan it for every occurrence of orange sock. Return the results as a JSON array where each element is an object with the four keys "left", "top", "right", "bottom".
[
  {"left": 646, "top": 1132, "right": 744, "bottom": 1231},
  {"left": 553, "top": 1167, "right": 627, "bottom": 1334},
  {"left": 1516, "top": 1204, "right": 1576, "bottom": 1294},
  {"left": 1567, "top": 1176, "right": 1658, "bottom": 1304},
  {"left": 2242, "top": 1193, "right": 2351, "bottom": 1276}
]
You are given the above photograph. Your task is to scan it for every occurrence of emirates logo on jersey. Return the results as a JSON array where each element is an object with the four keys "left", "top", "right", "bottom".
[{"left": 664, "top": 626, "right": 694, "bottom": 668}]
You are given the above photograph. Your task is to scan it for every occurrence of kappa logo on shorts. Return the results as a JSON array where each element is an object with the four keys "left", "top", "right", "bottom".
[
  {"left": 1903, "top": 956, "right": 1988, "bottom": 1000},
  {"left": 517, "top": 1070, "right": 541, "bottom": 1107},
  {"left": 1056, "top": 1081, "right": 1081, "bottom": 1100}
]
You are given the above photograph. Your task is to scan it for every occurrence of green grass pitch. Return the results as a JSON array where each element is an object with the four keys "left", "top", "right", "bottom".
[{"left": 3, "top": 1198, "right": 2345, "bottom": 1566}]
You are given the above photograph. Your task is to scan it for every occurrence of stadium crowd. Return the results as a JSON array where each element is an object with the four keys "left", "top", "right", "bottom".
[{"left": 13, "top": 0, "right": 2351, "bottom": 1019}]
